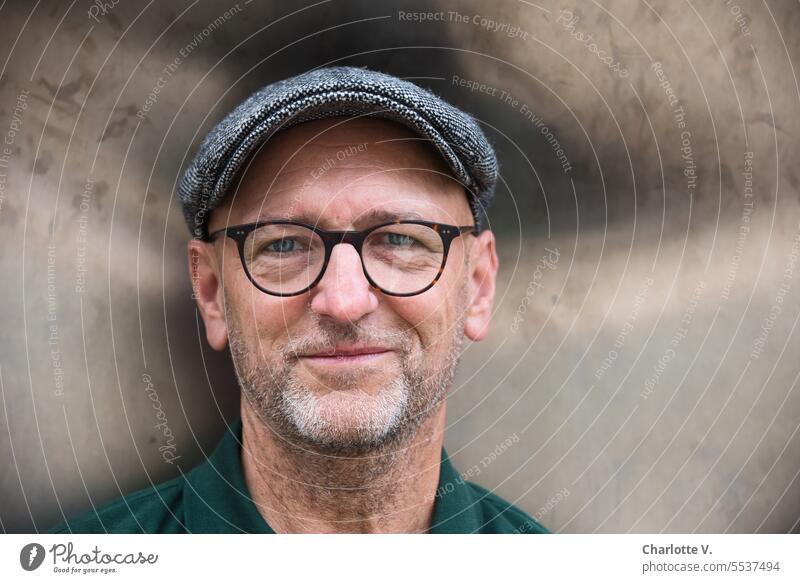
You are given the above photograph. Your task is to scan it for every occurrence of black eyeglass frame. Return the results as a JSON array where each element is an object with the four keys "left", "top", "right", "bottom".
[{"left": 208, "top": 219, "right": 476, "bottom": 297}]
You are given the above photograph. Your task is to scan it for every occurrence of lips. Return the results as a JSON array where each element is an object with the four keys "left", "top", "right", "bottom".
[
  {"left": 300, "top": 345, "right": 392, "bottom": 363},
  {"left": 302, "top": 345, "right": 391, "bottom": 358}
]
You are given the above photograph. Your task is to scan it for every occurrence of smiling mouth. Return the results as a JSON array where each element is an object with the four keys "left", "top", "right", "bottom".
[{"left": 299, "top": 350, "right": 392, "bottom": 365}]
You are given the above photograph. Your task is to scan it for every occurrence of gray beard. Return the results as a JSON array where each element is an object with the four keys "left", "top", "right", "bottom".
[{"left": 225, "top": 287, "right": 467, "bottom": 456}]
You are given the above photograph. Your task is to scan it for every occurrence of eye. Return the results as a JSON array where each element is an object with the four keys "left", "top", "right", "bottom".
[
  {"left": 263, "top": 238, "right": 299, "bottom": 253},
  {"left": 384, "top": 232, "right": 417, "bottom": 247}
]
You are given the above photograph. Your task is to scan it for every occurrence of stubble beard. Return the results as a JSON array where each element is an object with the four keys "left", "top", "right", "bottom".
[{"left": 226, "top": 286, "right": 467, "bottom": 455}]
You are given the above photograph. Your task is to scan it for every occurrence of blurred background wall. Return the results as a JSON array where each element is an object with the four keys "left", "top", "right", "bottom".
[{"left": 1, "top": 0, "right": 799, "bottom": 533}]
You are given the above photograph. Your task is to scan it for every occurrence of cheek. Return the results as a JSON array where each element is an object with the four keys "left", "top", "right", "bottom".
[
  {"left": 388, "top": 287, "right": 462, "bottom": 353},
  {"left": 230, "top": 284, "right": 308, "bottom": 350}
]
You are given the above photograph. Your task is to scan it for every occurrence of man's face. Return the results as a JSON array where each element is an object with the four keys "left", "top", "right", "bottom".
[{"left": 192, "top": 117, "right": 497, "bottom": 452}]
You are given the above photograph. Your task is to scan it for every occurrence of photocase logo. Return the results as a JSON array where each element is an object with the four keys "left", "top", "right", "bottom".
[{"left": 20, "top": 543, "right": 46, "bottom": 571}]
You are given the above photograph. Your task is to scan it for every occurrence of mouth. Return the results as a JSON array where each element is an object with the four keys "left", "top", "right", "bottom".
[{"left": 298, "top": 346, "right": 393, "bottom": 365}]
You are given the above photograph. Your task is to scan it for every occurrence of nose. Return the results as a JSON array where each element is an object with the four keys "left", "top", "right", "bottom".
[{"left": 310, "top": 243, "right": 379, "bottom": 323}]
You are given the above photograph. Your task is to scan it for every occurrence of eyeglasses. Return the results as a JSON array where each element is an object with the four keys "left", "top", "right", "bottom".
[{"left": 208, "top": 219, "right": 476, "bottom": 297}]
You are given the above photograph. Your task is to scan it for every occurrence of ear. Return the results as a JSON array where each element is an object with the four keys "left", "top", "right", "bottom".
[
  {"left": 188, "top": 239, "right": 228, "bottom": 351},
  {"left": 463, "top": 230, "right": 499, "bottom": 341}
]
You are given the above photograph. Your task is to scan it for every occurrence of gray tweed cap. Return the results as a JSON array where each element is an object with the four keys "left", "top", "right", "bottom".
[{"left": 178, "top": 66, "right": 498, "bottom": 240}]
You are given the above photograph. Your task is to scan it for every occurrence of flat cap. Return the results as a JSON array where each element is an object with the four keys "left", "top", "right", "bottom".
[{"left": 178, "top": 66, "right": 498, "bottom": 240}]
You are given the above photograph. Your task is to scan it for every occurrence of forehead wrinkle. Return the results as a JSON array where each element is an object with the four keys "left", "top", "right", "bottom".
[{"left": 235, "top": 170, "right": 469, "bottom": 228}]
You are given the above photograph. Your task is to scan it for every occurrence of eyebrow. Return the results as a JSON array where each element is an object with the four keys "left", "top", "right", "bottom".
[{"left": 255, "top": 208, "right": 429, "bottom": 228}]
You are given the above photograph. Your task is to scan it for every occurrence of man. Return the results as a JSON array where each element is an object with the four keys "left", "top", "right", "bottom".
[{"left": 50, "top": 66, "right": 549, "bottom": 534}]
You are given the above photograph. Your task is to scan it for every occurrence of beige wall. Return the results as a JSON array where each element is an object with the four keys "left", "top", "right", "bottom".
[{"left": 1, "top": 0, "right": 799, "bottom": 533}]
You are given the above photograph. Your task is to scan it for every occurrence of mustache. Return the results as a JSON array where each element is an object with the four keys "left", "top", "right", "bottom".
[{"left": 280, "top": 324, "right": 412, "bottom": 359}]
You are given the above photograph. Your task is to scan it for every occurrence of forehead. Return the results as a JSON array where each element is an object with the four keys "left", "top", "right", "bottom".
[{"left": 211, "top": 117, "right": 472, "bottom": 230}]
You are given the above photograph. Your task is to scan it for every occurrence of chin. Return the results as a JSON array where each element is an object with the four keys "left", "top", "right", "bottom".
[{"left": 279, "top": 377, "right": 411, "bottom": 450}]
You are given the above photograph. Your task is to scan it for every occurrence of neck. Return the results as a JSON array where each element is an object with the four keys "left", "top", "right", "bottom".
[{"left": 240, "top": 400, "right": 446, "bottom": 533}]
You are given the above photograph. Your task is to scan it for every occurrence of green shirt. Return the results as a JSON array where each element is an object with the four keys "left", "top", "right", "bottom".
[{"left": 49, "top": 419, "right": 549, "bottom": 534}]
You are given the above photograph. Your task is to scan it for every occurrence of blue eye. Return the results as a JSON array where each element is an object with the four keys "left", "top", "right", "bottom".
[
  {"left": 267, "top": 238, "right": 296, "bottom": 253},
  {"left": 386, "top": 233, "right": 415, "bottom": 247}
]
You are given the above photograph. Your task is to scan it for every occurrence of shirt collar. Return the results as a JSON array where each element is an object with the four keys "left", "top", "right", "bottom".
[
  {"left": 428, "top": 447, "right": 484, "bottom": 533},
  {"left": 183, "top": 418, "right": 483, "bottom": 533},
  {"left": 183, "top": 418, "right": 275, "bottom": 533}
]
